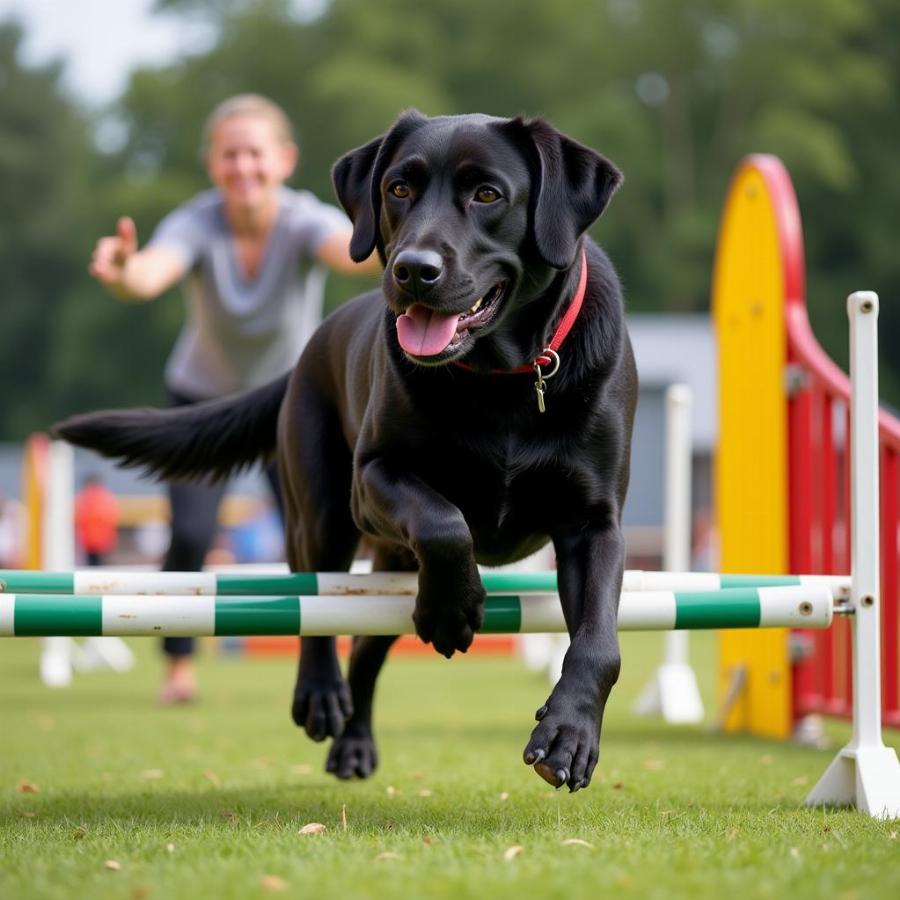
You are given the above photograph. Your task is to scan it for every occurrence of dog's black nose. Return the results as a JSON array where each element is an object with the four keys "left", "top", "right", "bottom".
[{"left": 392, "top": 249, "right": 444, "bottom": 292}]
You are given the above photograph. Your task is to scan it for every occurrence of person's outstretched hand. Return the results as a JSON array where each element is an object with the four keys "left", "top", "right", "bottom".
[{"left": 89, "top": 217, "right": 138, "bottom": 290}]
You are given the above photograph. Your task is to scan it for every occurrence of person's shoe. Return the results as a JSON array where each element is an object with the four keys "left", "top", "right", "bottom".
[
  {"left": 160, "top": 656, "right": 198, "bottom": 705},
  {"left": 159, "top": 680, "right": 198, "bottom": 705}
]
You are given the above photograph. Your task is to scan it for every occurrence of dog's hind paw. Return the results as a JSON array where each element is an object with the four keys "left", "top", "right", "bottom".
[
  {"left": 291, "top": 677, "right": 353, "bottom": 742},
  {"left": 326, "top": 724, "right": 379, "bottom": 779}
]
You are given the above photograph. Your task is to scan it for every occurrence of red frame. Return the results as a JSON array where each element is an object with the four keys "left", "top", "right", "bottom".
[{"left": 745, "top": 154, "right": 900, "bottom": 729}]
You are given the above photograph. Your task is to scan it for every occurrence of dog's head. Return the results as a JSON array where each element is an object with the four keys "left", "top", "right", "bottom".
[{"left": 332, "top": 110, "right": 621, "bottom": 366}]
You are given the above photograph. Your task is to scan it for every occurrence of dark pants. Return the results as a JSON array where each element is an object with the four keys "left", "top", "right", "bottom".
[{"left": 162, "top": 387, "right": 284, "bottom": 658}]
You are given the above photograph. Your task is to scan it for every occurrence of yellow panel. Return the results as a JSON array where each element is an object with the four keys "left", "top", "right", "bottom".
[
  {"left": 712, "top": 161, "right": 791, "bottom": 740},
  {"left": 22, "top": 434, "right": 48, "bottom": 571}
]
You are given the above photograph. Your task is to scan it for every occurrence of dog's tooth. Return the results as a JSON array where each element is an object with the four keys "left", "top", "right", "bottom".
[{"left": 470, "top": 297, "right": 483, "bottom": 314}]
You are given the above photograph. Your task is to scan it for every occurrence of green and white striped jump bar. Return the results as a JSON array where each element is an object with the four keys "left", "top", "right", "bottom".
[
  {"left": 0, "top": 585, "right": 833, "bottom": 637},
  {"left": 0, "top": 569, "right": 851, "bottom": 599}
]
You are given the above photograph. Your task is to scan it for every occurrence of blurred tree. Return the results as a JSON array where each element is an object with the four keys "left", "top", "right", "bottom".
[
  {"left": 0, "top": 22, "right": 96, "bottom": 438},
  {"left": 798, "top": 0, "right": 900, "bottom": 404},
  {"left": 2, "top": 0, "right": 898, "bottom": 439}
]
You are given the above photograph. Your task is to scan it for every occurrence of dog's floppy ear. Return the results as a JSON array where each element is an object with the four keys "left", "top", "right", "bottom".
[
  {"left": 332, "top": 109, "right": 428, "bottom": 262},
  {"left": 503, "top": 118, "right": 623, "bottom": 270}
]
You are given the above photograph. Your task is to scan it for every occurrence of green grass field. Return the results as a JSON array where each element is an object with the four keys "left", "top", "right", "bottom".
[{"left": 2, "top": 631, "right": 898, "bottom": 900}]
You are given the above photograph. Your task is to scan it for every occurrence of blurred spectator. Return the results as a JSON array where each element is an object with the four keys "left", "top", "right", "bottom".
[
  {"left": 74, "top": 474, "right": 119, "bottom": 566},
  {"left": 0, "top": 493, "right": 26, "bottom": 567},
  {"left": 87, "top": 93, "right": 379, "bottom": 704}
]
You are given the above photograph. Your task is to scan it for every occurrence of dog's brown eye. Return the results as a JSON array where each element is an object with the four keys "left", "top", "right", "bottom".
[
  {"left": 389, "top": 181, "right": 411, "bottom": 199},
  {"left": 474, "top": 186, "right": 500, "bottom": 203}
]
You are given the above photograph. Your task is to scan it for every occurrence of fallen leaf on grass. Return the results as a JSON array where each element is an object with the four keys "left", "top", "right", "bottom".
[
  {"left": 889, "top": 832, "right": 897, "bottom": 841},
  {"left": 260, "top": 875, "right": 288, "bottom": 892},
  {"left": 299, "top": 823, "right": 327, "bottom": 835},
  {"left": 21, "top": 812, "right": 36, "bottom": 819},
  {"left": 725, "top": 829, "right": 738, "bottom": 843},
  {"left": 166, "top": 843, "right": 175, "bottom": 853},
  {"left": 759, "top": 754, "right": 775, "bottom": 766},
  {"left": 31, "top": 714, "right": 55, "bottom": 733},
  {"left": 131, "top": 887, "right": 149, "bottom": 900},
  {"left": 422, "top": 837, "right": 434, "bottom": 846},
  {"left": 16, "top": 782, "right": 39, "bottom": 794},
  {"left": 641, "top": 759, "right": 665, "bottom": 771},
  {"left": 203, "top": 769, "right": 221, "bottom": 787},
  {"left": 104, "top": 860, "right": 121, "bottom": 871},
  {"left": 374, "top": 852, "right": 402, "bottom": 862},
  {"left": 504, "top": 846, "right": 523, "bottom": 860},
  {"left": 385, "top": 785, "right": 399, "bottom": 797},
  {"left": 72, "top": 825, "right": 88, "bottom": 840},
  {"left": 790, "top": 847, "right": 800, "bottom": 859},
  {"left": 790, "top": 776, "right": 809, "bottom": 787},
  {"left": 499, "top": 792, "right": 510, "bottom": 801},
  {"left": 561, "top": 839, "right": 594, "bottom": 849},
  {"left": 612, "top": 782, "right": 625, "bottom": 790},
  {"left": 291, "top": 764, "right": 312, "bottom": 776},
  {"left": 417, "top": 789, "right": 432, "bottom": 798},
  {"left": 139, "top": 769, "right": 164, "bottom": 780}
]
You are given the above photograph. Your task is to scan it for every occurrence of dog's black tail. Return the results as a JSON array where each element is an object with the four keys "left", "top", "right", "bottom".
[{"left": 52, "top": 373, "right": 291, "bottom": 483}]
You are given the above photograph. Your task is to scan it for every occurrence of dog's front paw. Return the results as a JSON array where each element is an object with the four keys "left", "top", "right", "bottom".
[
  {"left": 326, "top": 721, "right": 379, "bottom": 779},
  {"left": 413, "top": 581, "right": 485, "bottom": 658},
  {"left": 522, "top": 694, "right": 600, "bottom": 792},
  {"left": 291, "top": 675, "right": 353, "bottom": 742}
]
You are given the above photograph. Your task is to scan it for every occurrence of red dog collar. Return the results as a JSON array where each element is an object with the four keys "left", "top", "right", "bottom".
[{"left": 454, "top": 246, "right": 588, "bottom": 377}]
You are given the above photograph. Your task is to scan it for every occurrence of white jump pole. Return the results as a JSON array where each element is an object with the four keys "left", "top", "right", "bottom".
[
  {"left": 806, "top": 292, "right": 900, "bottom": 818},
  {"left": 38, "top": 441, "right": 76, "bottom": 688},
  {"left": 634, "top": 383, "right": 705, "bottom": 723},
  {"left": 0, "top": 584, "right": 835, "bottom": 637}
]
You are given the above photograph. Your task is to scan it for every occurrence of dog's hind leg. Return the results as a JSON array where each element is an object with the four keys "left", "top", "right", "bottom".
[
  {"left": 325, "top": 542, "right": 414, "bottom": 779},
  {"left": 281, "top": 383, "right": 360, "bottom": 743}
]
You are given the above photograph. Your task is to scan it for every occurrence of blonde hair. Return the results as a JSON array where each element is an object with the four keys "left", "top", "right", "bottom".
[{"left": 202, "top": 94, "right": 295, "bottom": 153}]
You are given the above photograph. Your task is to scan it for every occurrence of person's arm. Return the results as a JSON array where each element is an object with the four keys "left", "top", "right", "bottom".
[
  {"left": 315, "top": 229, "right": 382, "bottom": 275},
  {"left": 89, "top": 216, "right": 188, "bottom": 302}
]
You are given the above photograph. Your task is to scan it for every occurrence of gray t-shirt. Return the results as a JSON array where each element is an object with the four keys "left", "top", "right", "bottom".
[{"left": 148, "top": 187, "right": 351, "bottom": 398}]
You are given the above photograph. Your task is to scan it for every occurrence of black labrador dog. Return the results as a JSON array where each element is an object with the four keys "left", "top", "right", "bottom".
[{"left": 55, "top": 111, "right": 637, "bottom": 793}]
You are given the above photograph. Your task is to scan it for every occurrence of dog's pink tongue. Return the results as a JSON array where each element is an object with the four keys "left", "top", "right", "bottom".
[{"left": 396, "top": 304, "right": 460, "bottom": 356}]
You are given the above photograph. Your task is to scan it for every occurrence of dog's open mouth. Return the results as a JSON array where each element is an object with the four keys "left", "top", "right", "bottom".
[{"left": 395, "top": 281, "right": 507, "bottom": 359}]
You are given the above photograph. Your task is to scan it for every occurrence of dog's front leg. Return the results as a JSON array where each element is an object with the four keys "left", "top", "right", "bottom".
[
  {"left": 355, "top": 459, "right": 484, "bottom": 657},
  {"left": 523, "top": 523, "right": 624, "bottom": 792}
]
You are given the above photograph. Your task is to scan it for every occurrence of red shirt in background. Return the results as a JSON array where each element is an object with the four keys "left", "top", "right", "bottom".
[{"left": 74, "top": 483, "right": 119, "bottom": 555}]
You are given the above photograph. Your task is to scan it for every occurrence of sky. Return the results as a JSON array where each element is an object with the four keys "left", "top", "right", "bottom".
[
  {"left": 1, "top": 0, "right": 329, "bottom": 107},
  {"left": 0, "top": 0, "right": 210, "bottom": 107}
]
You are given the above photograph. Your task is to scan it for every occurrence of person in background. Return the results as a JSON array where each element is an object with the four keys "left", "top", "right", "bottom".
[
  {"left": 0, "top": 492, "right": 25, "bottom": 568},
  {"left": 88, "top": 93, "right": 379, "bottom": 704},
  {"left": 74, "top": 474, "right": 119, "bottom": 566}
]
